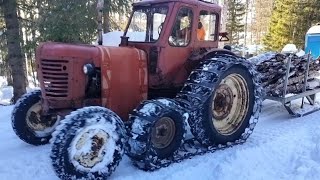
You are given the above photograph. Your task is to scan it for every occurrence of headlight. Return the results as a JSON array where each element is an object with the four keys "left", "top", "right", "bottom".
[{"left": 83, "top": 64, "right": 95, "bottom": 75}]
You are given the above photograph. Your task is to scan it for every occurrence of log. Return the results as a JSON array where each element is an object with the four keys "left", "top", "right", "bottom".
[{"left": 249, "top": 53, "right": 320, "bottom": 97}]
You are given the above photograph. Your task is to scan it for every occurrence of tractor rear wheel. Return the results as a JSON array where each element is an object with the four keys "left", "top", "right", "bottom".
[
  {"left": 50, "top": 107, "right": 126, "bottom": 180},
  {"left": 11, "top": 90, "right": 59, "bottom": 145},
  {"left": 177, "top": 55, "right": 262, "bottom": 146},
  {"left": 126, "top": 98, "right": 186, "bottom": 170}
]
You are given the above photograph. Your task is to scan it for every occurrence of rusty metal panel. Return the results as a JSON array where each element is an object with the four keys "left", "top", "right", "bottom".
[
  {"left": 36, "top": 42, "right": 100, "bottom": 110},
  {"left": 98, "top": 46, "right": 148, "bottom": 120}
]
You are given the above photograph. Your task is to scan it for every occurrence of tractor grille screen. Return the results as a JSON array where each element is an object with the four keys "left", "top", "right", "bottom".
[{"left": 41, "top": 59, "right": 69, "bottom": 97}]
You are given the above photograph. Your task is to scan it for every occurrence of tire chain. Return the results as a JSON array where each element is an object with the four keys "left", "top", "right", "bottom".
[{"left": 129, "top": 54, "right": 263, "bottom": 171}]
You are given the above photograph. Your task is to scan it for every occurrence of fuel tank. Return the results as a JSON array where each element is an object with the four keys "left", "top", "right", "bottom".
[{"left": 36, "top": 42, "right": 148, "bottom": 120}]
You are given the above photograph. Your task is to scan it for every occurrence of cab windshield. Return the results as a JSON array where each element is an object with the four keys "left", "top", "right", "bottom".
[{"left": 125, "top": 6, "right": 168, "bottom": 42}]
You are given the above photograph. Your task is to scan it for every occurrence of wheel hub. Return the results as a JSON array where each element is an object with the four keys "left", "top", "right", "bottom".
[
  {"left": 151, "top": 117, "right": 176, "bottom": 149},
  {"left": 73, "top": 129, "right": 109, "bottom": 168},
  {"left": 213, "top": 84, "right": 233, "bottom": 120},
  {"left": 26, "top": 102, "right": 59, "bottom": 137},
  {"left": 212, "top": 74, "right": 249, "bottom": 135}
]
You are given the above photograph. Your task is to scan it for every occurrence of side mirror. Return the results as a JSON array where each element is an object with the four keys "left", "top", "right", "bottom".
[{"left": 219, "top": 32, "right": 229, "bottom": 42}]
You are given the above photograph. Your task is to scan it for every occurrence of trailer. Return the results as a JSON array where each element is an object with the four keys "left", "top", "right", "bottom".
[{"left": 265, "top": 52, "right": 320, "bottom": 117}]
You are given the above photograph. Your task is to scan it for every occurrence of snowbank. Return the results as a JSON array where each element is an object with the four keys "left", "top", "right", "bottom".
[
  {"left": 100, "top": 31, "right": 146, "bottom": 46},
  {"left": 0, "top": 76, "right": 39, "bottom": 105}
]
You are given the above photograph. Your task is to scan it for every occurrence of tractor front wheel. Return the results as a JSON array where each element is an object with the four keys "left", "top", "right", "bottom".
[
  {"left": 50, "top": 107, "right": 126, "bottom": 180},
  {"left": 11, "top": 90, "right": 59, "bottom": 145}
]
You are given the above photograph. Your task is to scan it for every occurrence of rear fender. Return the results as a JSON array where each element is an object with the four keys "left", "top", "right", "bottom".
[{"left": 189, "top": 48, "right": 237, "bottom": 61}]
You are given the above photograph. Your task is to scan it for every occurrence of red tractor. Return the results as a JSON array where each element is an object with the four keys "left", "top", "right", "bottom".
[{"left": 11, "top": 0, "right": 262, "bottom": 179}]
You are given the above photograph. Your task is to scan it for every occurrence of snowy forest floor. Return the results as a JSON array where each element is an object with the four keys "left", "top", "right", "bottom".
[{"left": 1, "top": 85, "right": 320, "bottom": 180}]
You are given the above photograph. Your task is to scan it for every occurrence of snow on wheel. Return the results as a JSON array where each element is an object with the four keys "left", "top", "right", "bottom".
[
  {"left": 178, "top": 55, "right": 262, "bottom": 146},
  {"left": 126, "top": 98, "right": 186, "bottom": 170},
  {"left": 50, "top": 107, "right": 126, "bottom": 180},
  {"left": 11, "top": 90, "right": 60, "bottom": 145}
]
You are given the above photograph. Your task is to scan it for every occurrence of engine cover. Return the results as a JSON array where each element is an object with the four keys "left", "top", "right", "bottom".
[
  {"left": 97, "top": 46, "right": 148, "bottom": 120},
  {"left": 36, "top": 42, "right": 148, "bottom": 120}
]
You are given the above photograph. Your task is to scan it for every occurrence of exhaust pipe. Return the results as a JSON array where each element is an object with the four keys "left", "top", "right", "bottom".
[{"left": 97, "top": 0, "right": 104, "bottom": 45}]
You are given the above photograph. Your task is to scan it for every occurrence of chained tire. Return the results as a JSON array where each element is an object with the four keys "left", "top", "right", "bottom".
[
  {"left": 126, "top": 98, "right": 186, "bottom": 170},
  {"left": 11, "top": 90, "right": 59, "bottom": 145},
  {"left": 177, "top": 54, "right": 262, "bottom": 147},
  {"left": 50, "top": 107, "right": 126, "bottom": 180}
]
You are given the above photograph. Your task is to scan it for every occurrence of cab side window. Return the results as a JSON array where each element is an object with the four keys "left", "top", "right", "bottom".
[
  {"left": 169, "top": 7, "right": 193, "bottom": 47},
  {"left": 198, "top": 10, "right": 218, "bottom": 41}
]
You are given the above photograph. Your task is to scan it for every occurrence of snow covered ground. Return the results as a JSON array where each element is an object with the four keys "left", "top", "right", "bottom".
[
  {"left": 1, "top": 86, "right": 320, "bottom": 180},
  {"left": 0, "top": 76, "right": 39, "bottom": 105}
]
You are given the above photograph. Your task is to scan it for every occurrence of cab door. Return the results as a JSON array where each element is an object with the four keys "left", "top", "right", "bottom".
[{"left": 156, "top": 4, "right": 197, "bottom": 87}]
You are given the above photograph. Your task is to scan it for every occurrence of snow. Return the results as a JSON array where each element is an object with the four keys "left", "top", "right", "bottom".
[
  {"left": 247, "top": 52, "right": 277, "bottom": 64},
  {"left": 307, "top": 25, "right": 320, "bottom": 34},
  {"left": 282, "top": 44, "right": 298, "bottom": 54},
  {"left": 69, "top": 122, "right": 118, "bottom": 173},
  {"left": 0, "top": 76, "right": 7, "bottom": 87},
  {"left": 2, "top": 87, "right": 320, "bottom": 179},
  {"left": 296, "top": 50, "right": 306, "bottom": 57},
  {"left": 0, "top": 76, "right": 40, "bottom": 105},
  {"left": 139, "top": 103, "right": 158, "bottom": 116},
  {"left": 100, "top": 31, "right": 147, "bottom": 47},
  {"left": 3, "top": 99, "right": 320, "bottom": 179}
]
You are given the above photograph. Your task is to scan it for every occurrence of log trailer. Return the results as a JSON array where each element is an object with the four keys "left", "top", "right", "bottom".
[
  {"left": 264, "top": 52, "right": 320, "bottom": 117},
  {"left": 262, "top": 25, "right": 320, "bottom": 117}
]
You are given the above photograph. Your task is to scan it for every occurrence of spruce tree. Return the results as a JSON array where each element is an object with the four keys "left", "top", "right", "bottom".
[
  {"left": 37, "top": 0, "right": 131, "bottom": 43},
  {"left": 226, "top": 0, "right": 246, "bottom": 45},
  {"left": 1, "top": 0, "right": 27, "bottom": 102},
  {"left": 263, "top": 0, "right": 320, "bottom": 51}
]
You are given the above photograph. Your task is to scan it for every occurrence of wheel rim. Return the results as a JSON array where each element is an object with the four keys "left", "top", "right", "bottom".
[
  {"left": 26, "top": 101, "right": 59, "bottom": 137},
  {"left": 212, "top": 73, "right": 249, "bottom": 135},
  {"left": 151, "top": 117, "right": 176, "bottom": 149},
  {"left": 70, "top": 126, "right": 115, "bottom": 170}
]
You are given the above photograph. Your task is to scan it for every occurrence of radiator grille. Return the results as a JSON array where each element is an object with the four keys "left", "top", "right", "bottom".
[{"left": 41, "top": 59, "right": 69, "bottom": 97}]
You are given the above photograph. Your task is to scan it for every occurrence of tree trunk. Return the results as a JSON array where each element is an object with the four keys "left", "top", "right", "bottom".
[
  {"left": 4, "top": 56, "right": 13, "bottom": 86},
  {"left": 103, "top": 9, "right": 111, "bottom": 33},
  {"left": 3, "top": 0, "right": 27, "bottom": 102}
]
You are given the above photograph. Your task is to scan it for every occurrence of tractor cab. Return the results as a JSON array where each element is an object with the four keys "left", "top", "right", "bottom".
[
  {"left": 11, "top": 1, "right": 262, "bottom": 180},
  {"left": 121, "top": 0, "right": 222, "bottom": 92}
]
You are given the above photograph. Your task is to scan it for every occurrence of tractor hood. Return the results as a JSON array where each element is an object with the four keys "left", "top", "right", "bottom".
[{"left": 36, "top": 42, "right": 148, "bottom": 119}]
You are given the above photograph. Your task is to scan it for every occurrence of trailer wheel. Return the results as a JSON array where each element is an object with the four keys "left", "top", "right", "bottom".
[
  {"left": 11, "top": 90, "right": 59, "bottom": 145},
  {"left": 50, "top": 107, "right": 126, "bottom": 180},
  {"left": 126, "top": 98, "right": 186, "bottom": 170},
  {"left": 178, "top": 55, "right": 262, "bottom": 146}
]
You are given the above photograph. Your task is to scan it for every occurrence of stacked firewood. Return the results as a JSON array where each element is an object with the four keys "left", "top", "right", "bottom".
[{"left": 249, "top": 53, "right": 320, "bottom": 97}]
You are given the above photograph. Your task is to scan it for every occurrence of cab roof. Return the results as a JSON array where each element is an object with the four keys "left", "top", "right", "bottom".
[{"left": 133, "top": 0, "right": 221, "bottom": 10}]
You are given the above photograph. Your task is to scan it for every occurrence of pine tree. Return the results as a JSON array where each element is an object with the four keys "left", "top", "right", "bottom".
[
  {"left": 37, "top": 0, "right": 132, "bottom": 43},
  {"left": 1, "top": 0, "right": 27, "bottom": 102},
  {"left": 37, "top": 0, "right": 98, "bottom": 43},
  {"left": 103, "top": 0, "right": 131, "bottom": 33},
  {"left": 226, "top": 0, "right": 246, "bottom": 44},
  {"left": 263, "top": 0, "right": 320, "bottom": 51}
]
